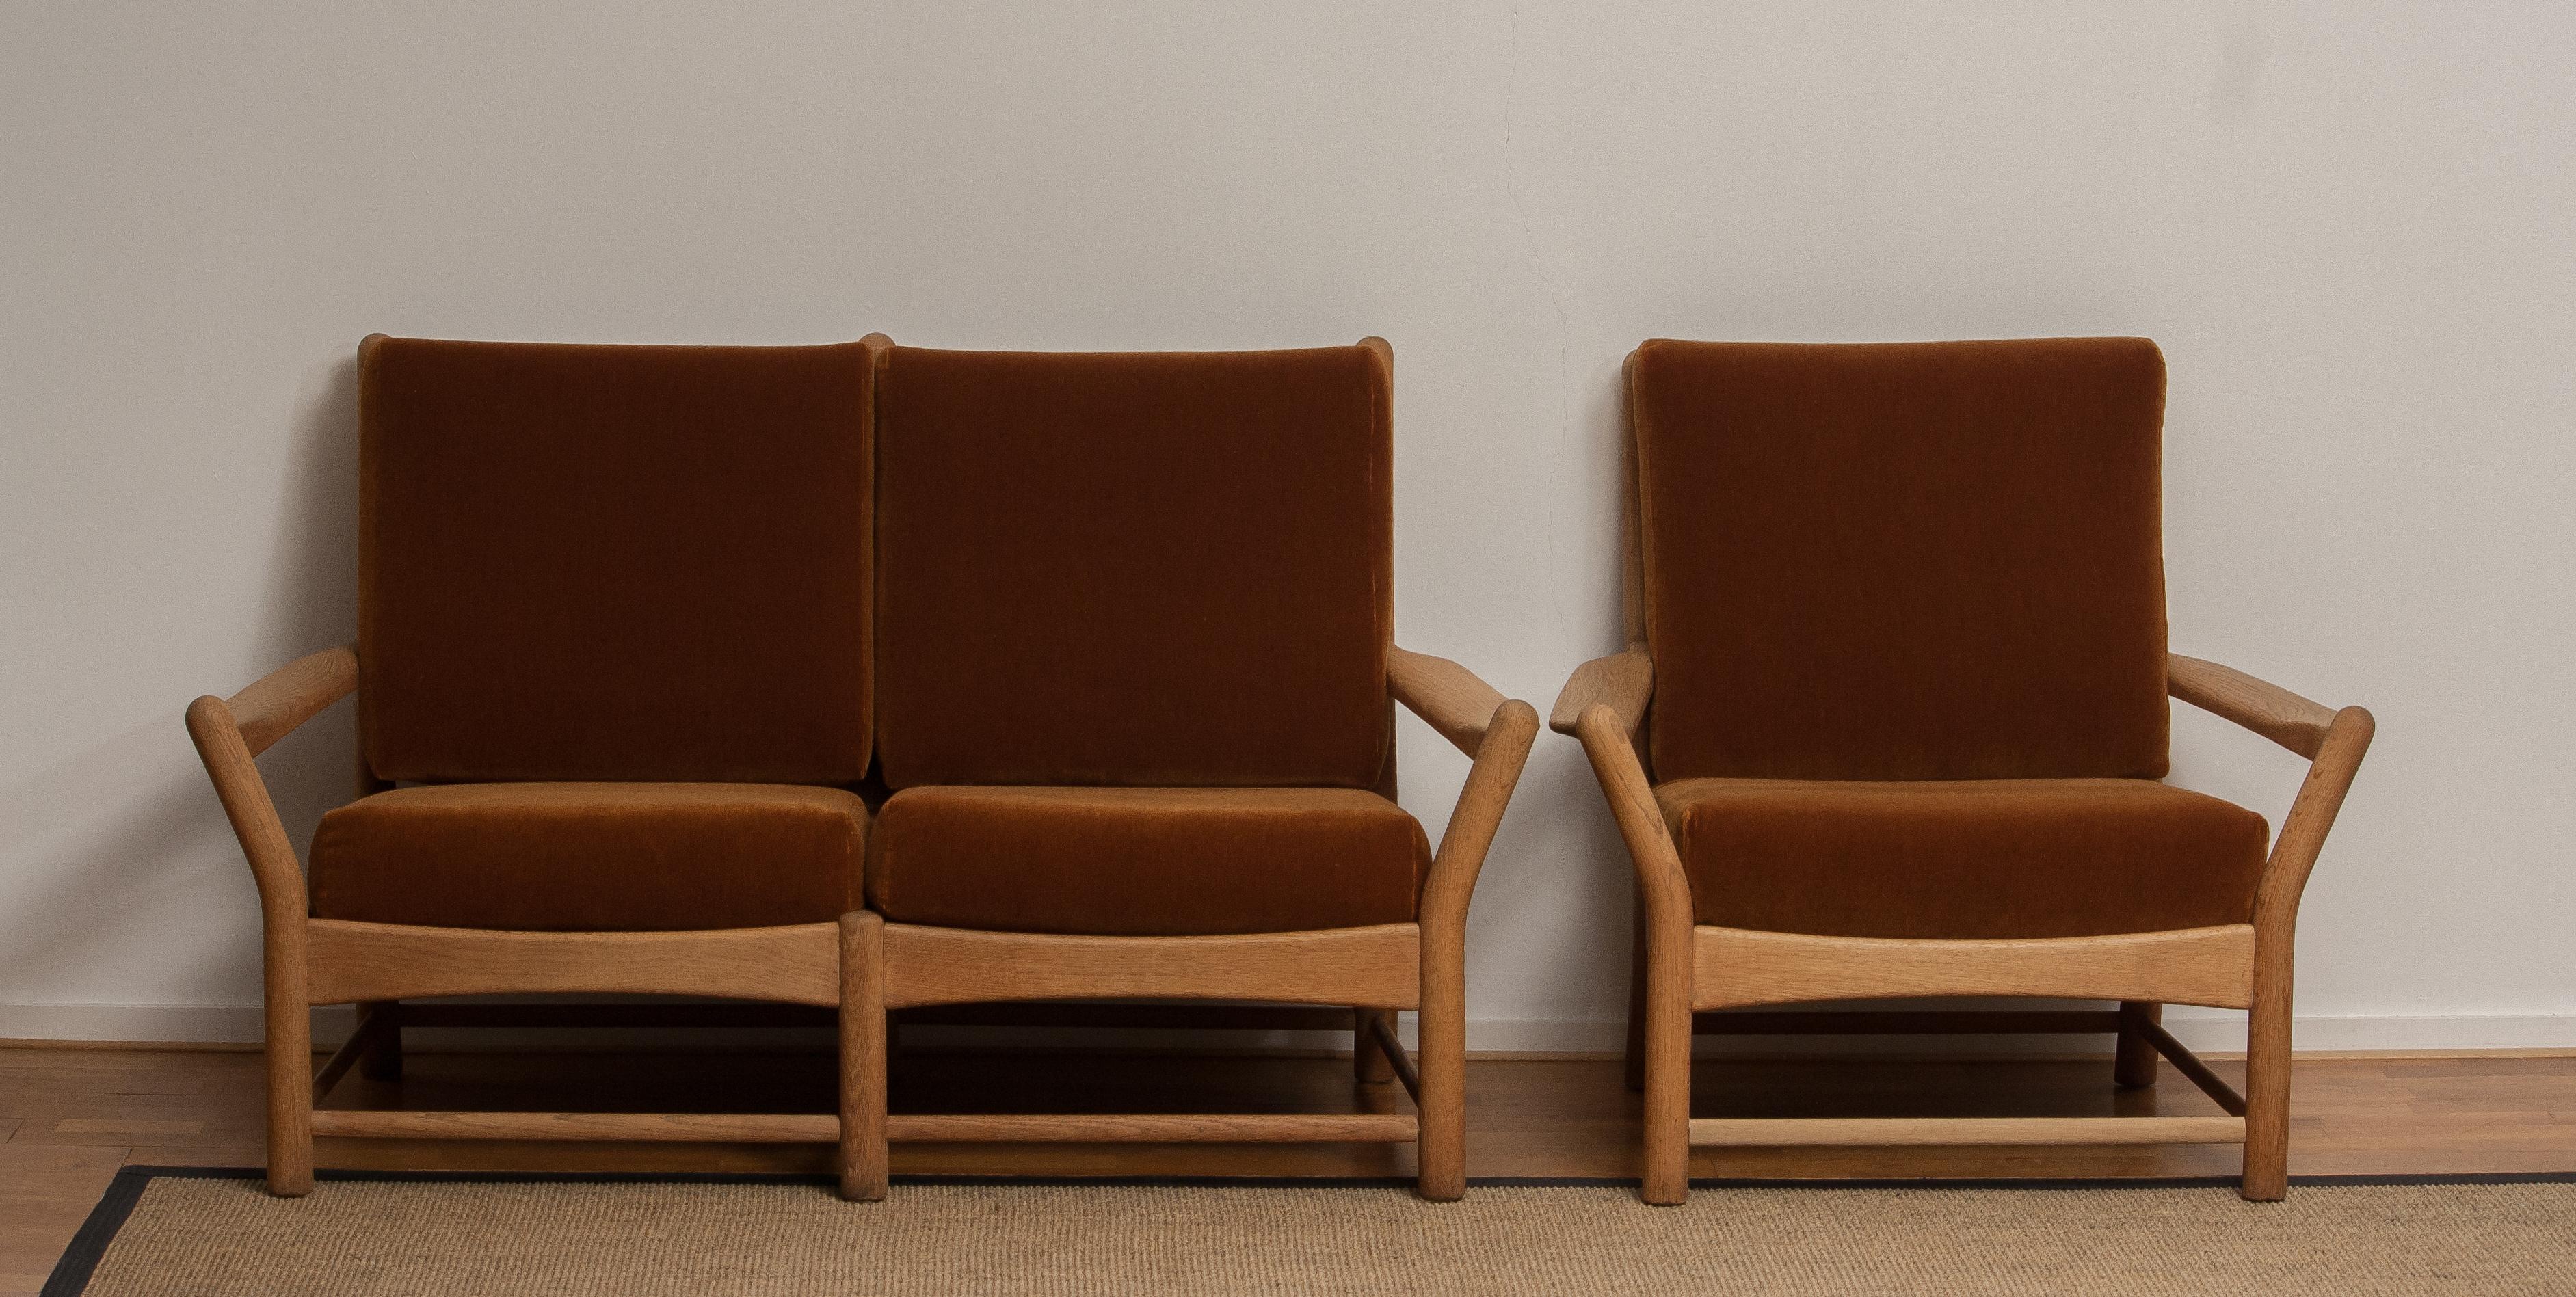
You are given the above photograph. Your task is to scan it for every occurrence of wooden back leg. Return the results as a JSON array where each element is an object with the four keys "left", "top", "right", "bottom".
[
  {"left": 357, "top": 1000, "right": 404, "bottom": 1082},
  {"left": 2114, "top": 1001, "right": 2161, "bottom": 1088}
]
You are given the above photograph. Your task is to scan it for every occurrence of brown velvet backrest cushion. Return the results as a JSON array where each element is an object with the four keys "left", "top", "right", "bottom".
[
  {"left": 874, "top": 345, "right": 1392, "bottom": 788},
  {"left": 1632, "top": 337, "right": 2170, "bottom": 782},
  {"left": 360, "top": 337, "right": 873, "bottom": 784}
]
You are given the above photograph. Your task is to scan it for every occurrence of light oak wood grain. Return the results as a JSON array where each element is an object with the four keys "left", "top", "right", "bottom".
[
  {"left": 1689, "top": 926, "right": 2257, "bottom": 1012},
  {"left": 2242, "top": 699, "right": 2376, "bottom": 1199},
  {"left": 1688, "top": 1115, "right": 2246, "bottom": 1147},
  {"left": 839, "top": 912, "right": 886, "bottom": 1202},
  {"left": 1414, "top": 696, "right": 1538, "bottom": 1199},
  {"left": 185, "top": 660, "right": 338, "bottom": 1196},
  {"left": 1699, "top": 1009, "right": 2125, "bottom": 1036},
  {"left": 2168, "top": 654, "right": 2338, "bottom": 760},
  {"left": 311, "top": 1110, "right": 838, "bottom": 1142},
  {"left": 1548, "top": 645, "right": 1652, "bottom": 738},
  {"left": 886, "top": 1113, "right": 1418, "bottom": 1143},
  {"left": 881, "top": 924, "right": 1422, "bottom": 1011},
  {"left": 305, "top": 920, "right": 842, "bottom": 1008},
  {"left": 1568, "top": 701, "right": 1695, "bottom": 1204},
  {"left": 222, "top": 645, "right": 358, "bottom": 758},
  {"left": 1387, "top": 647, "right": 1509, "bottom": 755}
]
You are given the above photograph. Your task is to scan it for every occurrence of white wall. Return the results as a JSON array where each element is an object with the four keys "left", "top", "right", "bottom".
[{"left": 3, "top": 1, "right": 2569, "bottom": 1049}]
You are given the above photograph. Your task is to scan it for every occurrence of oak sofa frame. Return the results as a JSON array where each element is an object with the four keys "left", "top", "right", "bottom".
[
  {"left": 191, "top": 645, "right": 1534, "bottom": 1201},
  {"left": 187, "top": 645, "right": 862, "bottom": 1195},
  {"left": 845, "top": 647, "right": 1535, "bottom": 1202},
  {"left": 189, "top": 330, "right": 1539, "bottom": 1201},
  {"left": 1552, "top": 356, "right": 2376, "bottom": 1206}
]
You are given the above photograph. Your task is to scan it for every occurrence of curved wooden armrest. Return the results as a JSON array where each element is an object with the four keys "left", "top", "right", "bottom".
[
  {"left": 1550, "top": 644, "right": 1652, "bottom": 737},
  {"left": 2167, "top": 653, "right": 2341, "bottom": 760},
  {"left": 217, "top": 645, "right": 361, "bottom": 757},
  {"left": 2168, "top": 653, "right": 2376, "bottom": 927},
  {"left": 185, "top": 645, "right": 360, "bottom": 920},
  {"left": 1388, "top": 645, "right": 1511, "bottom": 757}
]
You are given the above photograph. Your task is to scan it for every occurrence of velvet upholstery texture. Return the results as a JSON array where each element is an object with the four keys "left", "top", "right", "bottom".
[
  {"left": 868, "top": 786, "right": 1429, "bottom": 936},
  {"left": 1657, "top": 778, "right": 2268, "bottom": 940},
  {"left": 1631, "top": 338, "right": 2172, "bottom": 783},
  {"left": 360, "top": 338, "right": 873, "bottom": 784},
  {"left": 872, "top": 345, "right": 1393, "bottom": 790},
  {"left": 310, "top": 783, "right": 868, "bottom": 932}
]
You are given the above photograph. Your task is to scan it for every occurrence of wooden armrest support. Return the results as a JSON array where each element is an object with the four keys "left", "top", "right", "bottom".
[
  {"left": 1388, "top": 646, "right": 1512, "bottom": 757},
  {"left": 1415, "top": 697, "right": 1539, "bottom": 933},
  {"left": 215, "top": 645, "right": 361, "bottom": 757},
  {"left": 2167, "top": 652, "right": 2376, "bottom": 937},
  {"left": 2167, "top": 653, "right": 2340, "bottom": 760},
  {"left": 1568, "top": 704, "right": 1691, "bottom": 924},
  {"left": 1550, "top": 644, "right": 1653, "bottom": 737}
]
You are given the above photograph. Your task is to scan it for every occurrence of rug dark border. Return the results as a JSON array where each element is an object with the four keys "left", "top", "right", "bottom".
[{"left": 44, "top": 1165, "right": 2576, "bottom": 1297}]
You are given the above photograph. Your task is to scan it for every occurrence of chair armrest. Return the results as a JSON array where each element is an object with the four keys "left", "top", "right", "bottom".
[
  {"left": 2168, "top": 652, "right": 2376, "bottom": 937},
  {"left": 1388, "top": 646, "right": 1512, "bottom": 758},
  {"left": 1414, "top": 693, "right": 1540, "bottom": 935},
  {"left": 218, "top": 645, "right": 361, "bottom": 757},
  {"left": 184, "top": 645, "right": 360, "bottom": 923},
  {"left": 1549, "top": 644, "right": 1652, "bottom": 737},
  {"left": 1566, "top": 700, "right": 1693, "bottom": 942},
  {"left": 2167, "top": 653, "right": 2340, "bottom": 760}
]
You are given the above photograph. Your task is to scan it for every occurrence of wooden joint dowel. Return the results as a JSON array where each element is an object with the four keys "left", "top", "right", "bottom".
[
  {"left": 310, "top": 1004, "right": 397, "bottom": 1101},
  {"left": 1692, "top": 1010, "right": 2124, "bottom": 1036},
  {"left": 885, "top": 1113, "right": 1419, "bottom": 1144},
  {"left": 1686, "top": 1115, "right": 2247, "bottom": 1147},
  {"left": 310, "top": 1110, "right": 838, "bottom": 1142},
  {"left": 2141, "top": 1017, "right": 2250, "bottom": 1116},
  {"left": 1366, "top": 1013, "right": 1421, "bottom": 1100}
]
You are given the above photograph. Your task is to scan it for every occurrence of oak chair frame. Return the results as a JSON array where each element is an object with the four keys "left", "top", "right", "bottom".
[
  {"left": 845, "top": 654, "right": 1536, "bottom": 1205},
  {"left": 836, "top": 334, "right": 1539, "bottom": 1203},
  {"left": 1553, "top": 352, "right": 2375, "bottom": 1205}
]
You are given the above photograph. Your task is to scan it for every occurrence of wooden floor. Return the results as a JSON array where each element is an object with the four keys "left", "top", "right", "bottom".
[{"left": 5, "top": 1041, "right": 2573, "bottom": 1292}]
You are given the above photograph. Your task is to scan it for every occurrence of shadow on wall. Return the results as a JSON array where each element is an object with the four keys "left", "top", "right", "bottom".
[
  {"left": 249, "top": 349, "right": 367, "bottom": 850},
  {"left": 0, "top": 351, "right": 362, "bottom": 1010}
]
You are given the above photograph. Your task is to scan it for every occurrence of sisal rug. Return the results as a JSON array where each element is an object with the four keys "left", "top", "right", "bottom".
[{"left": 47, "top": 1168, "right": 2576, "bottom": 1296}]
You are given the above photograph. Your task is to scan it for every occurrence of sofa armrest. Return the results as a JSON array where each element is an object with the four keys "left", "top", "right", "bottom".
[
  {"left": 185, "top": 645, "right": 360, "bottom": 922},
  {"left": 2168, "top": 652, "right": 2376, "bottom": 940}
]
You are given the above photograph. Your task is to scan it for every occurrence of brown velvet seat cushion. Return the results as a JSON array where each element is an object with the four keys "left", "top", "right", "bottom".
[
  {"left": 360, "top": 338, "right": 873, "bottom": 784},
  {"left": 1630, "top": 338, "right": 2172, "bottom": 782},
  {"left": 868, "top": 786, "right": 1429, "bottom": 936},
  {"left": 1657, "top": 777, "right": 2268, "bottom": 940},
  {"left": 871, "top": 345, "right": 1393, "bottom": 790},
  {"left": 310, "top": 784, "right": 867, "bottom": 932}
]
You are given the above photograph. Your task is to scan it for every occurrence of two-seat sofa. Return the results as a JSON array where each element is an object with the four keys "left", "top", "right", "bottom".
[{"left": 187, "top": 334, "right": 1537, "bottom": 1201}]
